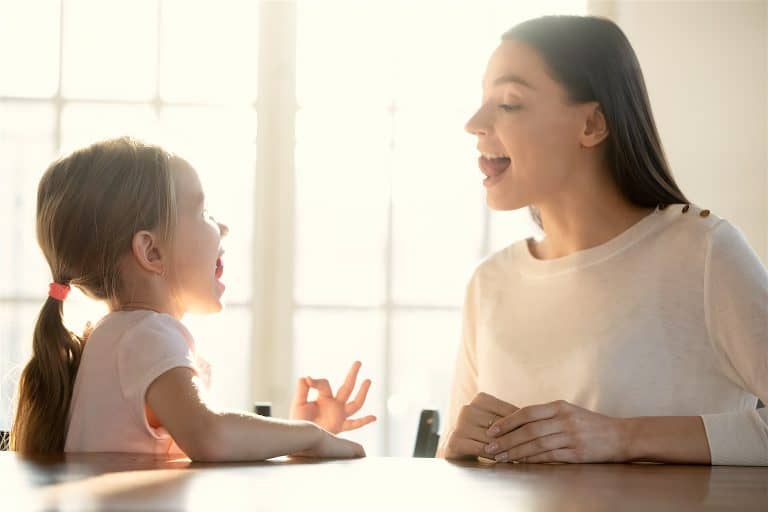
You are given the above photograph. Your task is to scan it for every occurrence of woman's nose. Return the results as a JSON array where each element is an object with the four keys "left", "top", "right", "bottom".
[
  {"left": 218, "top": 222, "right": 230, "bottom": 237},
  {"left": 465, "top": 108, "right": 488, "bottom": 136}
]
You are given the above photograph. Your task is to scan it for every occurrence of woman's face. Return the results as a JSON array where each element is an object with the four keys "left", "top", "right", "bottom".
[{"left": 466, "top": 40, "right": 591, "bottom": 211}]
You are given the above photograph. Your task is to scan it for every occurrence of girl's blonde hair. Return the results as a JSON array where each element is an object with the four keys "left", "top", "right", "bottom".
[{"left": 11, "top": 137, "right": 177, "bottom": 453}]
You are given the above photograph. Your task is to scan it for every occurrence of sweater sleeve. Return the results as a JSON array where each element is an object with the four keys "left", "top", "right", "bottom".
[
  {"left": 437, "top": 271, "right": 480, "bottom": 457},
  {"left": 701, "top": 221, "right": 768, "bottom": 466}
]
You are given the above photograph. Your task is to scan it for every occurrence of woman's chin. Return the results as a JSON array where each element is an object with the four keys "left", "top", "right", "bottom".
[{"left": 485, "top": 193, "right": 528, "bottom": 211}]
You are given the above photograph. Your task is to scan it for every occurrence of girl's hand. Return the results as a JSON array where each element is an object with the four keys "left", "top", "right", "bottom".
[
  {"left": 483, "top": 400, "right": 628, "bottom": 463},
  {"left": 292, "top": 429, "right": 366, "bottom": 459},
  {"left": 290, "top": 361, "right": 376, "bottom": 434},
  {"left": 443, "top": 392, "right": 519, "bottom": 460}
]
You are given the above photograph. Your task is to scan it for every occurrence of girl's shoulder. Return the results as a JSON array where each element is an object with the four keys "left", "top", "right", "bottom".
[{"left": 89, "top": 310, "right": 195, "bottom": 352}]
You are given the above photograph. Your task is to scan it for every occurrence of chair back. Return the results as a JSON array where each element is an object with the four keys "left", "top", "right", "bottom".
[{"left": 413, "top": 410, "right": 440, "bottom": 458}]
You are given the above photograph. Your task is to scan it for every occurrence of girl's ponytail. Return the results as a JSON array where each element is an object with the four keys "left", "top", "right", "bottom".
[{"left": 11, "top": 291, "right": 86, "bottom": 453}]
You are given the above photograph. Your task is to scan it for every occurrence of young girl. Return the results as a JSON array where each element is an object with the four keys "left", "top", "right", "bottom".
[{"left": 12, "top": 137, "right": 375, "bottom": 460}]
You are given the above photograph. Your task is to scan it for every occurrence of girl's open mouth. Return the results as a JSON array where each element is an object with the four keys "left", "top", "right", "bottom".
[
  {"left": 215, "top": 256, "right": 225, "bottom": 293},
  {"left": 215, "top": 257, "right": 224, "bottom": 280}
]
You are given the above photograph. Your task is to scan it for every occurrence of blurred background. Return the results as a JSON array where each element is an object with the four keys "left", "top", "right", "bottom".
[{"left": 1, "top": 0, "right": 766, "bottom": 456}]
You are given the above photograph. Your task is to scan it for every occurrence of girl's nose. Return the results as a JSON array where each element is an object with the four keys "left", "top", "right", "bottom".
[{"left": 218, "top": 222, "right": 230, "bottom": 237}]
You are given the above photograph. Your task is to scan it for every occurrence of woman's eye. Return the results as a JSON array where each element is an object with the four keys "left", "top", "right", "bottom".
[
  {"left": 203, "top": 208, "right": 215, "bottom": 221},
  {"left": 499, "top": 104, "right": 522, "bottom": 112}
]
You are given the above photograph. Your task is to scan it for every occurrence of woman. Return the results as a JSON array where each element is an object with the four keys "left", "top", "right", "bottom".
[{"left": 439, "top": 16, "right": 767, "bottom": 465}]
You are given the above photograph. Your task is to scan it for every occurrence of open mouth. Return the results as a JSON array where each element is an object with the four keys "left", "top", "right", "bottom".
[
  {"left": 214, "top": 254, "right": 226, "bottom": 294},
  {"left": 478, "top": 152, "right": 511, "bottom": 186},
  {"left": 215, "top": 257, "right": 224, "bottom": 279}
]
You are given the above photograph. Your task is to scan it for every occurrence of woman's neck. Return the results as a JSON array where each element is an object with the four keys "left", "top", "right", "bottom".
[{"left": 531, "top": 175, "right": 657, "bottom": 260}]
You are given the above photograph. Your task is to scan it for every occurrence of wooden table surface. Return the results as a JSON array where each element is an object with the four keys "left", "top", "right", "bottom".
[{"left": 2, "top": 452, "right": 767, "bottom": 511}]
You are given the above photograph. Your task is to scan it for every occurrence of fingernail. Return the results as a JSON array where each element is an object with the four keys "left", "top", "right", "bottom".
[
  {"left": 485, "top": 443, "right": 498, "bottom": 453},
  {"left": 488, "top": 426, "right": 500, "bottom": 436},
  {"left": 495, "top": 452, "right": 509, "bottom": 462}
]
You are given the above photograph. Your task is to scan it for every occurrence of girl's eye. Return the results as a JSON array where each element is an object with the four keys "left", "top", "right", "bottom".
[
  {"left": 203, "top": 208, "right": 215, "bottom": 221},
  {"left": 499, "top": 104, "right": 522, "bottom": 112}
]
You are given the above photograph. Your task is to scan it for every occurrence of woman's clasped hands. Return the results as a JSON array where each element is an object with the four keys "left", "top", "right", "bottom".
[{"left": 445, "top": 393, "right": 628, "bottom": 463}]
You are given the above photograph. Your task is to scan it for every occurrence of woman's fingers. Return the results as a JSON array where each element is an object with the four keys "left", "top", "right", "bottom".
[
  {"left": 335, "top": 361, "right": 362, "bottom": 403},
  {"left": 342, "top": 415, "right": 377, "bottom": 432},
  {"left": 486, "top": 418, "right": 564, "bottom": 455},
  {"left": 470, "top": 392, "right": 519, "bottom": 418},
  {"left": 488, "top": 400, "right": 565, "bottom": 437},
  {"left": 488, "top": 432, "right": 571, "bottom": 463},
  {"left": 344, "top": 378, "right": 372, "bottom": 415},
  {"left": 521, "top": 448, "right": 578, "bottom": 464},
  {"left": 445, "top": 397, "right": 519, "bottom": 460},
  {"left": 458, "top": 401, "right": 511, "bottom": 435},
  {"left": 444, "top": 436, "right": 488, "bottom": 460},
  {"left": 456, "top": 424, "right": 496, "bottom": 444}
]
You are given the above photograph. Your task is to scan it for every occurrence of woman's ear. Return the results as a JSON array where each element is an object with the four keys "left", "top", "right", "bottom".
[
  {"left": 131, "top": 230, "right": 165, "bottom": 276},
  {"left": 579, "top": 103, "right": 610, "bottom": 148}
]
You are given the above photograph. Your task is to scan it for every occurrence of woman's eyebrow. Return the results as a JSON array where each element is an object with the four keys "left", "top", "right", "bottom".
[{"left": 485, "top": 73, "right": 536, "bottom": 90}]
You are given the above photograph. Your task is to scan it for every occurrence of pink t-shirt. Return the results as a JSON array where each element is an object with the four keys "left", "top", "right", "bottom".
[{"left": 65, "top": 310, "right": 210, "bottom": 455}]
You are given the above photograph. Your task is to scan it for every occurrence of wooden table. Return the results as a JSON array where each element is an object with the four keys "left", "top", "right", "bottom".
[{"left": 2, "top": 452, "right": 766, "bottom": 511}]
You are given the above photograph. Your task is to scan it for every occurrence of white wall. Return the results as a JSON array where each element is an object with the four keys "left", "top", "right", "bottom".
[{"left": 593, "top": 0, "right": 768, "bottom": 265}]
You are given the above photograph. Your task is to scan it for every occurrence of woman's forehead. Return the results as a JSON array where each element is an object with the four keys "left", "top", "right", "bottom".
[{"left": 483, "top": 40, "right": 550, "bottom": 91}]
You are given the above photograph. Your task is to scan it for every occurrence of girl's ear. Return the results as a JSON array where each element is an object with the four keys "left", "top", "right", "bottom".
[
  {"left": 579, "top": 102, "right": 610, "bottom": 148},
  {"left": 131, "top": 230, "right": 165, "bottom": 276}
]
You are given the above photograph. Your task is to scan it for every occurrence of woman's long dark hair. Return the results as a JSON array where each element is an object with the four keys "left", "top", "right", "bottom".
[{"left": 503, "top": 16, "right": 688, "bottom": 224}]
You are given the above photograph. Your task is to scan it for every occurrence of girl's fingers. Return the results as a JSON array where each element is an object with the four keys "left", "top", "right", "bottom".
[
  {"left": 307, "top": 377, "right": 333, "bottom": 397},
  {"left": 292, "top": 377, "right": 310, "bottom": 406},
  {"left": 335, "top": 361, "right": 362, "bottom": 402},
  {"left": 342, "top": 415, "right": 377, "bottom": 431},
  {"left": 489, "top": 432, "right": 570, "bottom": 463},
  {"left": 344, "top": 378, "right": 371, "bottom": 415}
]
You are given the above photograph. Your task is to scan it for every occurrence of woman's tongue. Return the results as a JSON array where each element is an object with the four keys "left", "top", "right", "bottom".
[{"left": 480, "top": 156, "right": 511, "bottom": 176}]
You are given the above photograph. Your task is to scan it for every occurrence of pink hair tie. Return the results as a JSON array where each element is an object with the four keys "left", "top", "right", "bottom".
[{"left": 49, "top": 282, "right": 71, "bottom": 301}]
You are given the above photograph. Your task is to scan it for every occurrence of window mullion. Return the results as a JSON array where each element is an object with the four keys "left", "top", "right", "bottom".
[{"left": 250, "top": 1, "right": 297, "bottom": 418}]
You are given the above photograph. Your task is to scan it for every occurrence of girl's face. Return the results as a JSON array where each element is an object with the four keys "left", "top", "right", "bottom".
[
  {"left": 167, "top": 158, "right": 229, "bottom": 314},
  {"left": 465, "top": 40, "right": 591, "bottom": 211}
]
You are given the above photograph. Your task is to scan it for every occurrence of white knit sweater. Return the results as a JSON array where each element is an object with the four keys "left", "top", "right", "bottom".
[{"left": 443, "top": 204, "right": 768, "bottom": 465}]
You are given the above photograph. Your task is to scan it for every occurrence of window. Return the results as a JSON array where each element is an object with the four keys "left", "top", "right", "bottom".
[
  {"left": 0, "top": 0, "right": 585, "bottom": 455},
  {"left": 0, "top": 0, "right": 259, "bottom": 429},
  {"left": 292, "top": 0, "right": 584, "bottom": 455}
]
